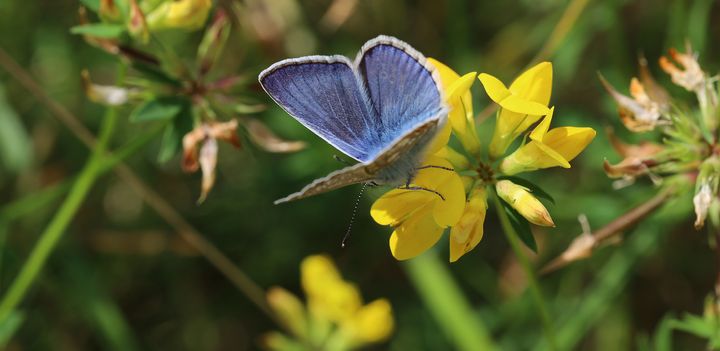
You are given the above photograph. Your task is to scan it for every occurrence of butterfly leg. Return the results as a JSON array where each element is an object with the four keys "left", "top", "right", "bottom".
[
  {"left": 398, "top": 185, "right": 446, "bottom": 201},
  {"left": 416, "top": 165, "right": 454, "bottom": 172}
]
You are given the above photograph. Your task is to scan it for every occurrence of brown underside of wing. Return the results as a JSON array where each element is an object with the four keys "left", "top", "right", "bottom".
[
  {"left": 274, "top": 163, "right": 374, "bottom": 204},
  {"left": 366, "top": 118, "right": 439, "bottom": 173},
  {"left": 274, "top": 117, "right": 440, "bottom": 204}
]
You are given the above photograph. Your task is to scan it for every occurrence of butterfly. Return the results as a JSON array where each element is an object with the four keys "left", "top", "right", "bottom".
[{"left": 259, "top": 35, "right": 448, "bottom": 204}]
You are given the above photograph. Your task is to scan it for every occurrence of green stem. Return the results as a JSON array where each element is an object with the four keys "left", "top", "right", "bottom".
[
  {"left": 0, "top": 80, "right": 123, "bottom": 322},
  {"left": 492, "top": 192, "right": 557, "bottom": 350},
  {"left": 404, "top": 251, "right": 498, "bottom": 351}
]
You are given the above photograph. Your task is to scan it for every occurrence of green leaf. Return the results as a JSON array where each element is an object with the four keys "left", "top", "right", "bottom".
[
  {"left": 500, "top": 201, "right": 537, "bottom": 252},
  {"left": 668, "top": 314, "right": 714, "bottom": 338},
  {"left": 131, "top": 63, "right": 182, "bottom": 87},
  {"left": 497, "top": 175, "right": 555, "bottom": 204},
  {"left": 0, "top": 85, "right": 32, "bottom": 172},
  {"left": 157, "top": 104, "right": 193, "bottom": 163},
  {"left": 0, "top": 311, "right": 24, "bottom": 348},
  {"left": 70, "top": 24, "right": 126, "bottom": 38},
  {"left": 653, "top": 315, "right": 675, "bottom": 351},
  {"left": 79, "top": 0, "right": 100, "bottom": 12},
  {"left": 234, "top": 102, "right": 267, "bottom": 114},
  {"left": 130, "top": 97, "right": 185, "bottom": 123}
]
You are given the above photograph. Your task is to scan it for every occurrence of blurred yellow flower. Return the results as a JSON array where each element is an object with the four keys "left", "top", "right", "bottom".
[
  {"left": 479, "top": 62, "right": 553, "bottom": 159},
  {"left": 146, "top": 0, "right": 212, "bottom": 31},
  {"left": 264, "top": 254, "right": 394, "bottom": 351},
  {"left": 499, "top": 107, "right": 596, "bottom": 175},
  {"left": 371, "top": 156, "right": 466, "bottom": 260}
]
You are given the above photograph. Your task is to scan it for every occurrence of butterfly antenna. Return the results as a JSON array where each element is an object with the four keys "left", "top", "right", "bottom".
[
  {"left": 333, "top": 155, "right": 352, "bottom": 166},
  {"left": 342, "top": 183, "right": 367, "bottom": 248}
]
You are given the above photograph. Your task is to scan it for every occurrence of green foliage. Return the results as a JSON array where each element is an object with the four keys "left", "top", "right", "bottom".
[
  {"left": 129, "top": 97, "right": 185, "bottom": 123},
  {"left": 70, "top": 24, "right": 126, "bottom": 38},
  {"left": 0, "top": 86, "right": 31, "bottom": 173},
  {"left": 499, "top": 200, "right": 537, "bottom": 252}
]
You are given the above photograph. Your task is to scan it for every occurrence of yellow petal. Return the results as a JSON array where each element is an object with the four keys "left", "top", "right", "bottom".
[
  {"left": 485, "top": 63, "right": 553, "bottom": 159},
  {"left": 509, "top": 62, "right": 553, "bottom": 105},
  {"left": 371, "top": 190, "right": 433, "bottom": 226},
  {"left": 497, "top": 95, "right": 551, "bottom": 116},
  {"left": 344, "top": 299, "right": 394, "bottom": 344},
  {"left": 426, "top": 121, "right": 452, "bottom": 154},
  {"left": 434, "top": 146, "right": 470, "bottom": 170},
  {"left": 389, "top": 209, "right": 445, "bottom": 260},
  {"left": 542, "top": 127, "right": 597, "bottom": 162},
  {"left": 427, "top": 59, "right": 479, "bottom": 154},
  {"left": 301, "top": 255, "right": 342, "bottom": 296},
  {"left": 427, "top": 58, "right": 460, "bottom": 87},
  {"left": 499, "top": 140, "right": 570, "bottom": 175},
  {"left": 449, "top": 187, "right": 488, "bottom": 262},
  {"left": 266, "top": 287, "right": 307, "bottom": 338},
  {"left": 478, "top": 73, "right": 511, "bottom": 104},
  {"left": 307, "top": 279, "right": 362, "bottom": 322},
  {"left": 447, "top": 73, "right": 476, "bottom": 134},
  {"left": 488, "top": 111, "right": 543, "bottom": 159},
  {"left": 447, "top": 72, "right": 477, "bottom": 100},
  {"left": 530, "top": 107, "right": 554, "bottom": 142},
  {"left": 414, "top": 156, "right": 466, "bottom": 227}
]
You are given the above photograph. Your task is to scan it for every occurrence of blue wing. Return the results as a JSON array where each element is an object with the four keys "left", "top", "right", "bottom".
[
  {"left": 259, "top": 56, "right": 380, "bottom": 162},
  {"left": 355, "top": 36, "right": 446, "bottom": 151}
]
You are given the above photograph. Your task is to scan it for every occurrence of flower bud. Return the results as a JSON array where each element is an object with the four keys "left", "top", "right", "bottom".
[
  {"left": 146, "top": 0, "right": 212, "bottom": 31},
  {"left": 99, "top": 0, "right": 122, "bottom": 23},
  {"left": 449, "top": 186, "right": 488, "bottom": 262},
  {"left": 127, "top": 0, "right": 150, "bottom": 44},
  {"left": 496, "top": 180, "right": 554, "bottom": 227}
]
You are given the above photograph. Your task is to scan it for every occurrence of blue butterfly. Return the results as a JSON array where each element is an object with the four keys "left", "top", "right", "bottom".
[{"left": 259, "top": 35, "right": 448, "bottom": 204}]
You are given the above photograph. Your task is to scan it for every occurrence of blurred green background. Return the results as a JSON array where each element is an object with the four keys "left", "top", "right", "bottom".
[{"left": 0, "top": 0, "right": 718, "bottom": 349}]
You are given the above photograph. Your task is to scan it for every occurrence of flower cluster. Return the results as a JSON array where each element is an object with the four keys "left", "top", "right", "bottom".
[
  {"left": 76, "top": 1, "right": 305, "bottom": 202},
  {"left": 263, "top": 255, "right": 394, "bottom": 351},
  {"left": 601, "top": 45, "right": 720, "bottom": 230},
  {"left": 372, "top": 61, "right": 596, "bottom": 262}
]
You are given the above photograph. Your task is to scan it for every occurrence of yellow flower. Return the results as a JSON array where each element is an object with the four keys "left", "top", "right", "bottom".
[
  {"left": 478, "top": 62, "right": 553, "bottom": 159},
  {"left": 499, "top": 107, "right": 596, "bottom": 175},
  {"left": 266, "top": 287, "right": 307, "bottom": 338},
  {"left": 496, "top": 180, "right": 554, "bottom": 227},
  {"left": 146, "top": 0, "right": 212, "bottom": 31},
  {"left": 371, "top": 156, "right": 466, "bottom": 260},
  {"left": 265, "top": 254, "right": 394, "bottom": 350},
  {"left": 301, "top": 255, "right": 361, "bottom": 323},
  {"left": 342, "top": 299, "right": 394, "bottom": 345},
  {"left": 428, "top": 58, "right": 481, "bottom": 155},
  {"left": 449, "top": 185, "right": 488, "bottom": 262}
]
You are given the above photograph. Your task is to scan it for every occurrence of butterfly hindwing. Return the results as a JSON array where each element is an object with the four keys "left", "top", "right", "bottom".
[
  {"left": 274, "top": 118, "right": 440, "bottom": 204},
  {"left": 355, "top": 36, "right": 445, "bottom": 149}
]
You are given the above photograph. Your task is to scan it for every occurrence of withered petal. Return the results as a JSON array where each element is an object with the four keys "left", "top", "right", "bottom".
[{"left": 245, "top": 119, "right": 306, "bottom": 153}]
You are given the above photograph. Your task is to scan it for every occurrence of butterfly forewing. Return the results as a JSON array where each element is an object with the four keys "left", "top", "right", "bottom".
[
  {"left": 356, "top": 36, "right": 445, "bottom": 148},
  {"left": 259, "top": 56, "right": 379, "bottom": 162}
]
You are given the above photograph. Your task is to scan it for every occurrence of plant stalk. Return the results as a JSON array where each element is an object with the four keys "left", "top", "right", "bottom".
[
  {"left": 404, "top": 251, "right": 498, "bottom": 351},
  {"left": 0, "top": 66, "right": 124, "bottom": 322},
  {"left": 493, "top": 192, "right": 557, "bottom": 350}
]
